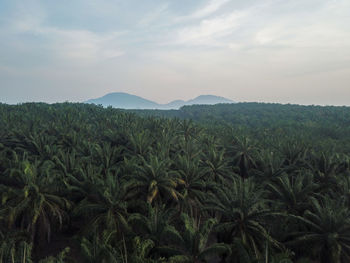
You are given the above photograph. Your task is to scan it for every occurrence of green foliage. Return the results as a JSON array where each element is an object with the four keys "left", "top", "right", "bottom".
[
  {"left": 288, "top": 197, "right": 350, "bottom": 263},
  {"left": 159, "top": 213, "right": 230, "bottom": 262},
  {"left": 1, "top": 102, "right": 350, "bottom": 262},
  {"left": 38, "top": 247, "right": 70, "bottom": 263}
]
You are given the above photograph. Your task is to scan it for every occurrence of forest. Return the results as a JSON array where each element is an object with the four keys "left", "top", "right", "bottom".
[{"left": 1, "top": 102, "right": 350, "bottom": 263}]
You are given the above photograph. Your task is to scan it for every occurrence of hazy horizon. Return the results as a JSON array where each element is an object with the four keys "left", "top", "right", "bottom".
[{"left": 1, "top": 0, "right": 350, "bottom": 106}]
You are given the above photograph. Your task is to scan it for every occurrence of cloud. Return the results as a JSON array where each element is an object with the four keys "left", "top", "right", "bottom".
[
  {"left": 253, "top": 0, "right": 350, "bottom": 49},
  {"left": 1, "top": 0, "right": 350, "bottom": 105},
  {"left": 39, "top": 28, "right": 125, "bottom": 61},
  {"left": 171, "top": 0, "right": 232, "bottom": 25},
  {"left": 174, "top": 11, "right": 246, "bottom": 46},
  {"left": 2, "top": 1, "right": 125, "bottom": 64},
  {"left": 138, "top": 3, "right": 169, "bottom": 27},
  {"left": 166, "top": 0, "right": 350, "bottom": 52},
  {"left": 189, "top": 0, "right": 231, "bottom": 19}
]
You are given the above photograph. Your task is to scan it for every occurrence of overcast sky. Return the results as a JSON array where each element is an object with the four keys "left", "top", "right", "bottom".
[{"left": 0, "top": 0, "right": 350, "bottom": 105}]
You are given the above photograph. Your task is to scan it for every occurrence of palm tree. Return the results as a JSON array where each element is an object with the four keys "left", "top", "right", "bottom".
[
  {"left": 206, "top": 178, "right": 279, "bottom": 260},
  {"left": 80, "top": 230, "right": 121, "bottom": 263},
  {"left": 154, "top": 121, "right": 180, "bottom": 159},
  {"left": 53, "top": 149, "right": 81, "bottom": 179},
  {"left": 253, "top": 150, "right": 285, "bottom": 185},
  {"left": 73, "top": 173, "right": 130, "bottom": 238},
  {"left": 228, "top": 238, "right": 294, "bottom": 263},
  {"left": 267, "top": 172, "right": 318, "bottom": 215},
  {"left": 335, "top": 175, "right": 350, "bottom": 206},
  {"left": 0, "top": 229, "right": 32, "bottom": 263},
  {"left": 174, "top": 155, "right": 207, "bottom": 217},
  {"left": 38, "top": 247, "right": 70, "bottom": 263},
  {"left": 308, "top": 152, "right": 343, "bottom": 193},
  {"left": 93, "top": 142, "right": 123, "bottom": 176},
  {"left": 177, "top": 138, "right": 202, "bottom": 161},
  {"left": 2, "top": 161, "right": 70, "bottom": 247},
  {"left": 202, "top": 146, "right": 232, "bottom": 183},
  {"left": 12, "top": 130, "right": 58, "bottom": 161},
  {"left": 288, "top": 197, "right": 350, "bottom": 263},
  {"left": 278, "top": 141, "right": 308, "bottom": 171},
  {"left": 129, "top": 205, "right": 177, "bottom": 250},
  {"left": 130, "top": 155, "right": 182, "bottom": 205},
  {"left": 128, "top": 130, "right": 153, "bottom": 157},
  {"left": 230, "top": 136, "right": 257, "bottom": 180},
  {"left": 127, "top": 236, "right": 168, "bottom": 263},
  {"left": 159, "top": 213, "right": 229, "bottom": 263},
  {"left": 179, "top": 120, "right": 202, "bottom": 142},
  {"left": 266, "top": 172, "right": 319, "bottom": 248},
  {"left": 62, "top": 163, "right": 104, "bottom": 202}
]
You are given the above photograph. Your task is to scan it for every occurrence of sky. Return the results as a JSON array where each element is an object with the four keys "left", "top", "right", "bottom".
[{"left": 0, "top": 0, "right": 350, "bottom": 105}]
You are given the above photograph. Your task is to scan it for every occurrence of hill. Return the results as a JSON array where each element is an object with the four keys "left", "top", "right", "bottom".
[
  {"left": 86, "top": 92, "right": 159, "bottom": 109},
  {"left": 86, "top": 92, "right": 234, "bottom": 109}
]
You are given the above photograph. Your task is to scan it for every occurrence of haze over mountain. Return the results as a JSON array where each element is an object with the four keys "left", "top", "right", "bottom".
[{"left": 86, "top": 92, "right": 234, "bottom": 109}]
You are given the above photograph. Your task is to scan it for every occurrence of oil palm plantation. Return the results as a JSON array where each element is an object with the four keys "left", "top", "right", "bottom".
[{"left": 2, "top": 101, "right": 350, "bottom": 262}]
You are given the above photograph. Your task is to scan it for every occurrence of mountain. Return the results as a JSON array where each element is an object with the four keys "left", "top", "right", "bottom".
[
  {"left": 86, "top": 92, "right": 159, "bottom": 109},
  {"left": 186, "top": 95, "right": 233, "bottom": 105},
  {"left": 86, "top": 93, "right": 234, "bottom": 109}
]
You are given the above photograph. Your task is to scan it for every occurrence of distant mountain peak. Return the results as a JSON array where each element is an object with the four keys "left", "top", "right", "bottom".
[
  {"left": 86, "top": 92, "right": 234, "bottom": 109},
  {"left": 186, "top": 95, "right": 233, "bottom": 105},
  {"left": 86, "top": 92, "right": 158, "bottom": 109},
  {"left": 194, "top": 94, "right": 230, "bottom": 99}
]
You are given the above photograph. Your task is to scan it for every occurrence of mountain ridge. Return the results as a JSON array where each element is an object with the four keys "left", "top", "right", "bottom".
[{"left": 86, "top": 92, "right": 234, "bottom": 109}]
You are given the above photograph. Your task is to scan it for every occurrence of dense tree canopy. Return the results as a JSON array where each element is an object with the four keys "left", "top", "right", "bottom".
[{"left": 1, "top": 102, "right": 350, "bottom": 262}]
